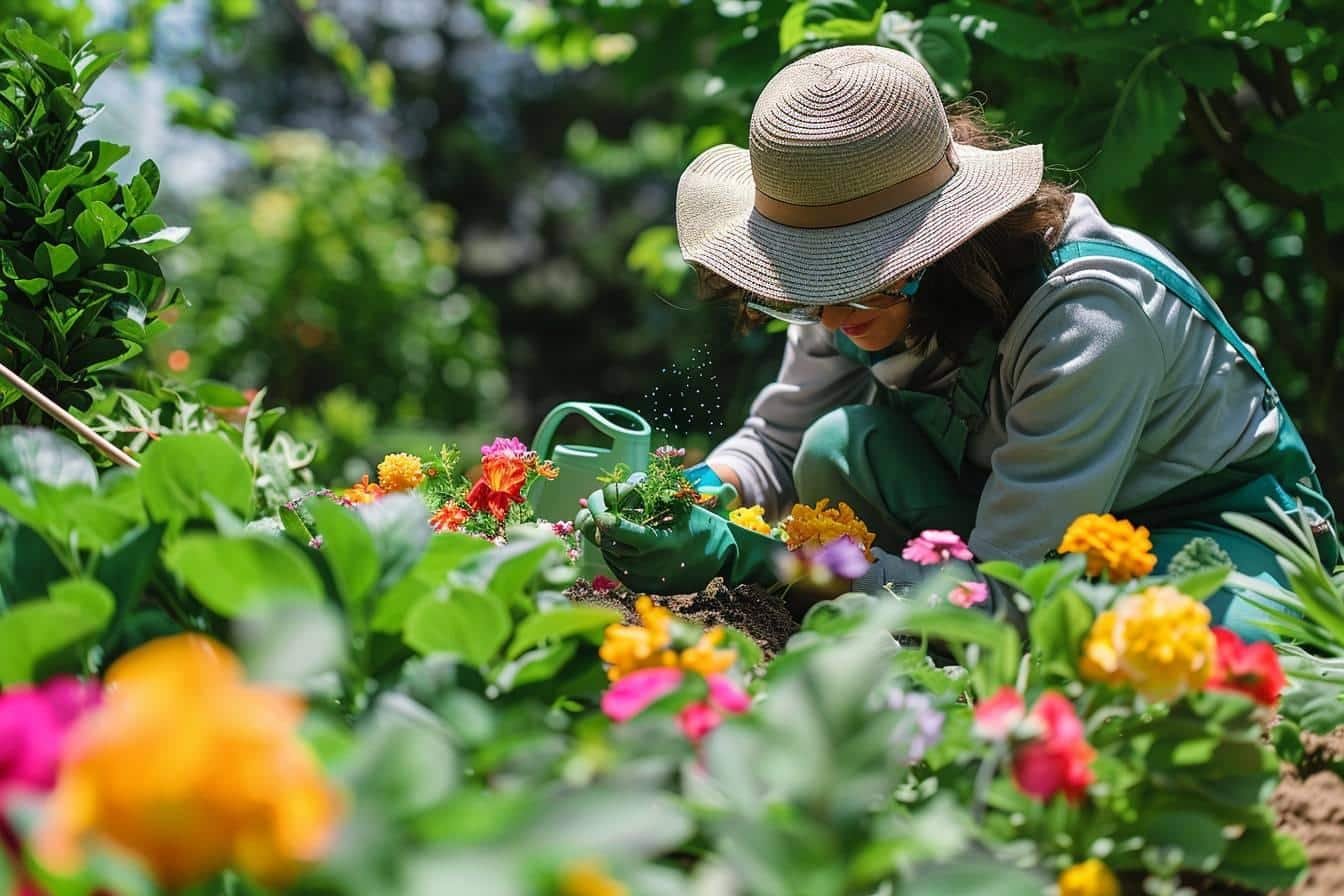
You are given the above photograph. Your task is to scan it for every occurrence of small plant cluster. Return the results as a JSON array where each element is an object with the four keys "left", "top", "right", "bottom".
[
  {"left": 597, "top": 444, "right": 719, "bottom": 525},
  {"left": 336, "top": 436, "right": 565, "bottom": 545}
]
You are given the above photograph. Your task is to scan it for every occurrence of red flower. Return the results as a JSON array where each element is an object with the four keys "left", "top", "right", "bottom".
[
  {"left": 1207, "top": 627, "right": 1286, "bottom": 707},
  {"left": 429, "top": 503, "right": 471, "bottom": 533},
  {"left": 972, "top": 686, "right": 1026, "bottom": 741},
  {"left": 465, "top": 454, "right": 527, "bottom": 521},
  {"left": 1010, "top": 692, "right": 1095, "bottom": 805}
]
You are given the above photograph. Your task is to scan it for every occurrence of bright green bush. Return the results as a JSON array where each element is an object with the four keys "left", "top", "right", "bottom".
[{"left": 161, "top": 130, "right": 507, "bottom": 431}]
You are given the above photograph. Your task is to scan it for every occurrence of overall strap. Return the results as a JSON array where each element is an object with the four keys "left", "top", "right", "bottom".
[{"left": 1051, "top": 239, "right": 1280, "bottom": 411}]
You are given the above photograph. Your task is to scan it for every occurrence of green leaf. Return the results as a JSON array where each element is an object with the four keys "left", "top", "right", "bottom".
[
  {"left": 126, "top": 225, "right": 190, "bottom": 254},
  {"left": 1170, "top": 563, "right": 1233, "bottom": 601},
  {"left": 781, "top": 0, "right": 886, "bottom": 53},
  {"left": 77, "top": 140, "right": 130, "bottom": 179},
  {"left": 1247, "top": 106, "right": 1344, "bottom": 194},
  {"left": 357, "top": 493, "right": 432, "bottom": 594},
  {"left": 138, "top": 433, "right": 253, "bottom": 522},
  {"left": 936, "top": 1, "right": 1068, "bottom": 60},
  {"left": 305, "top": 498, "right": 379, "bottom": 609},
  {"left": 13, "top": 277, "right": 50, "bottom": 296},
  {"left": 1028, "top": 587, "right": 1094, "bottom": 679},
  {"left": 1082, "top": 51, "right": 1185, "bottom": 195},
  {"left": 39, "top": 163, "right": 83, "bottom": 211},
  {"left": 507, "top": 604, "right": 620, "bottom": 659},
  {"left": 95, "top": 523, "right": 164, "bottom": 605},
  {"left": 371, "top": 532, "right": 494, "bottom": 633},
  {"left": 900, "top": 861, "right": 1042, "bottom": 896},
  {"left": 122, "top": 174, "right": 154, "bottom": 217},
  {"left": 404, "top": 588, "right": 512, "bottom": 667},
  {"left": 1138, "top": 810, "right": 1227, "bottom": 870},
  {"left": 1279, "top": 678, "right": 1344, "bottom": 734},
  {"left": 34, "top": 241, "right": 79, "bottom": 279},
  {"left": 1166, "top": 43, "right": 1238, "bottom": 90},
  {"left": 75, "top": 200, "right": 128, "bottom": 248},
  {"left": 0, "top": 578, "right": 113, "bottom": 685},
  {"left": 5, "top": 28, "right": 75, "bottom": 77},
  {"left": 1215, "top": 830, "right": 1308, "bottom": 892},
  {"left": 880, "top": 12, "right": 971, "bottom": 96},
  {"left": 164, "top": 534, "right": 326, "bottom": 616},
  {"left": 458, "top": 531, "right": 565, "bottom": 607},
  {"left": 0, "top": 427, "right": 97, "bottom": 491},
  {"left": 495, "top": 640, "right": 579, "bottom": 691},
  {"left": 977, "top": 559, "right": 1024, "bottom": 587}
]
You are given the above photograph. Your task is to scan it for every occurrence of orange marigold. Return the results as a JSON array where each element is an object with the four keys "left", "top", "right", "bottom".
[
  {"left": 342, "top": 474, "right": 385, "bottom": 505},
  {"left": 783, "top": 499, "right": 876, "bottom": 560},
  {"left": 1058, "top": 513, "right": 1156, "bottom": 583},
  {"left": 679, "top": 627, "right": 737, "bottom": 677},
  {"left": 429, "top": 502, "right": 471, "bottom": 533},
  {"left": 377, "top": 453, "right": 425, "bottom": 492},
  {"left": 599, "top": 596, "right": 677, "bottom": 681}
]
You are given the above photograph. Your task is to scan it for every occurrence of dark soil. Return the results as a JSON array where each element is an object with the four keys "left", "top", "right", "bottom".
[
  {"left": 566, "top": 579, "right": 1344, "bottom": 894},
  {"left": 566, "top": 577, "right": 799, "bottom": 660}
]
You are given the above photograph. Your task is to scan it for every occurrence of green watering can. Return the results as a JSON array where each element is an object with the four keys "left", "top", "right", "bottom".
[
  {"left": 529, "top": 402, "right": 651, "bottom": 582},
  {"left": 529, "top": 401, "right": 652, "bottom": 525}
]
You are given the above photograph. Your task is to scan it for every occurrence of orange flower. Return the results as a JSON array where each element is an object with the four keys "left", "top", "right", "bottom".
[
  {"left": 559, "top": 859, "right": 628, "bottom": 896},
  {"left": 465, "top": 453, "right": 528, "bottom": 521},
  {"left": 1080, "top": 587, "right": 1215, "bottom": 702},
  {"left": 679, "top": 627, "right": 736, "bottom": 678},
  {"left": 534, "top": 459, "right": 559, "bottom": 480},
  {"left": 39, "top": 635, "right": 342, "bottom": 889},
  {"left": 783, "top": 499, "right": 876, "bottom": 560},
  {"left": 429, "top": 502, "right": 471, "bottom": 533},
  {"left": 342, "top": 474, "right": 385, "bottom": 505},
  {"left": 599, "top": 597, "right": 738, "bottom": 682},
  {"left": 377, "top": 453, "right": 424, "bottom": 492},
  {"left": 1058, "top": 513, "right": 1156, "bottom": 582}
]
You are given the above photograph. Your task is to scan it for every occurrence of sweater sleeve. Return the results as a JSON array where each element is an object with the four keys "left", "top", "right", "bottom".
[
  {"left": 967, "top": 276, "right": 1167, "bottom": 566},
  {"left": 707, "top": 324, "right": 873, "bottom": 521}
]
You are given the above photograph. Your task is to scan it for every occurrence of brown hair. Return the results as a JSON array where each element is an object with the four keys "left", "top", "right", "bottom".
[{"left": 700, "top": 101, "right": 1075, "bottom": 360}]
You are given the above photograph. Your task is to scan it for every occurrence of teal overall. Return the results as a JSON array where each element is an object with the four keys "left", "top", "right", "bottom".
[{"left": 791, "top": 238, "right": 1340, "bottom": 642}]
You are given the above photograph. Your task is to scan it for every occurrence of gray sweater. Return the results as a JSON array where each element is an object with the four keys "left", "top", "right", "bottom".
[{"left": 706, "top": 194, "right": 1280, "bottom": 589}]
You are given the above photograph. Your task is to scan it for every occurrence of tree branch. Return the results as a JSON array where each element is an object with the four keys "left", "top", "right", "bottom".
[
  {"left": 1269, "top": 49, "right": 1304, "bottom": 118},
  {"left": 1234, "top": 47, "right": 1288, "bottom": 121},
  {"left": 1182, "top": 87, "right": 1305, "bottom": 209}
]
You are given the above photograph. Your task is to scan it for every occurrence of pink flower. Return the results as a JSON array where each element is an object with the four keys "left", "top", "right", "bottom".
[
  {"left": 481, "top": 436, "right": 529, "bottom": 458},
  {"left": 948, "top": 581, "right": 989, "bottom": 608},
  {"left": 552, "top": 520, "right": 575, "bottom": 537},
  {"left": 901, "top": 529, "right": 974, "bottom": 565},
  {"left": 678, "top": 675, "right": 750, "bottom": 743},
  {"left": 972, "top": 686, "right": 1025, "bottom": 741},
  {"left": 0, "top": 677, "right": 101, "bottom": 803},
  {"left": 601, "top": 668, "right": 684, "bottom": 723},
  {"left": 1011, "top": 692, "right": 1095, "bottom": 805},
  {"left": 591, "top": 575, "right": 620, "bottom": 592}
]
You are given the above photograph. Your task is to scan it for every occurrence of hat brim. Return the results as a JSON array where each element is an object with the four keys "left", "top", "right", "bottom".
[{"left": 675, "top": 142, "right": 1045, "bottom": 305}]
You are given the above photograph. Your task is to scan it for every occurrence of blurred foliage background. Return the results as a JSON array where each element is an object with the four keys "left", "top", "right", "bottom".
[{"left": 5, "top": 0, "right": 1342, "bottom": 499}]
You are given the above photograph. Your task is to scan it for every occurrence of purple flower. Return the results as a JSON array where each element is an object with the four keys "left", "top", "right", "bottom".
[
  {"left": 814, "top": 536, "right": 872, "bottom": 580},
  {"left": 901, "top": 529, "right": 974, "bottom": 566},
  {"left": 886, "top": 689, "right": 944, "bottom": 764},
  {"left": 481, "top": 436, "right": 529, "bottom": 458}
]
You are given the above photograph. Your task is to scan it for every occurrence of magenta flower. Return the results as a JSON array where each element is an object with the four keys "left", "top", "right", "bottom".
[
  {"left": 0, "top": 677, "right": 101, "bottom": 802},
  {"left": 591, "top": 575, "right": 620, "bottom": 592},
  {"left": 948, "top": 581, "right": 989, "bottom": 608},
  {"left": 601, "top": 668, "right": 685, "bottom": 723},
  {"left": 551, "top": 520, "right": 575, "bottom": 537},
  {"left": 481, "top": 436, "right": 529, "bottom": 458},
  {"left": 901, "top": 529, "right": 974, "bottom": 565},
  {"left": 678, "top": 675, "right": 750, "bottom": 743}
]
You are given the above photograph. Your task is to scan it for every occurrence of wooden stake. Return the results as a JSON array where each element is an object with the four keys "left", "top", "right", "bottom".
[{"left": 0, "top": 360, "right": 140, "bottom": 469}]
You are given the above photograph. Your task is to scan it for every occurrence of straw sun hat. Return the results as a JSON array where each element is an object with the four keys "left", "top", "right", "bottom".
[{"left": 675, "top": 44, "right": 1044, "bottom": 305}]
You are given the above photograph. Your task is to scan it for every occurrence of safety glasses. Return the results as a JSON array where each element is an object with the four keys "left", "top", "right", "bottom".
[{"left": 744, "top": 267, "right": 926, "bottom": 326}]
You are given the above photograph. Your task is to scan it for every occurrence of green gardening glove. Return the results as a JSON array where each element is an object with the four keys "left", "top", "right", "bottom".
[{"left": 575, "top": 480, "right": 783, "bottom": 594}]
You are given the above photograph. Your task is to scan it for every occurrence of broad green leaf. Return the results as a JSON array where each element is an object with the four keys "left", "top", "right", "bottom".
[
  {"left": 900, "top": 861, "right": 1042, "bottom": 896},
  {"left": 1215, "top": 829, "right": 1308, "bottom": 892},
  {"left": 1086, "top": 51, "right": 1184, "bottom": 195},
  {"left": 520, "top": 787, "right": 694, "bottom": 857},
  {"left": 357, "top": 492, "right": 432, "bottom": 593},
  {"left": 38, "top": 163, "right": 83, "bottom": 211},
  {"left": 75, "top": 200, "right": 128, "bottom": 247},
  {"left": 495, "top": 640, "right": 579, "bottom": 691},
  {"left": 138, "top": 433, "right": 253, "bottom": 522},
  {"left": 976, "top": 559, "right": 1024, "bottom": 587},
  {"left": 77, "top": 140, "right": 131, "bottom": 179},
  {"left": 1170, "top": 563, "right": 1233, "bottom": 601},
  {"left": 5, "top": 28, "right": 74, "bottom": 77},
  {"left": 781, "top": 0, "right": 886, "bottom": 53},
  {"left": 127, "top": 226, "right": 191, "bottom": 254},
  {"left": 34, "top": 242, "right": 79, "bottom": 279},
  {"left": 1137, "top": 810, "right": 1227, "bottom": 871},
  {"left": 880, "top": 12, "right": 971, "bottom": 96},
  {"left": 236, "top": 602, "right": 347, "bottom": 687},
  {"left": 305, "top": 498, "right": 379, "bottom": 608},
  {"left": 1279, "top": 678, "right": 1344, "bottom": 734},
  {"left": 1165, "top": 43, "right": 1238, "bottom": 90},
  {"left": 0, "top": 427, "right": 97, "bottom": 491},
  {"left": 459, "top": 531, "right": 565, "bottom": 606},
  {"left": 165, "top": 534, "right": 325, "bottom": 615},
  {"left": 1247, "top": 106, "right": 1344, "bottom": 194},
  {"left": 1028, "top": 587, "right": 1094, "bottom": 679},
  {"left": 404, "top": 588, "right": 511, "bottom": 667},
  {"left": 370, "top": 532, "right": 494, "bottom": 633},
  {"left": 507, "top": 604, "right": 620, "bottom": 659},
  {"left": 14, "top": 277, "right": 49, "bottom": 296},
  {"left": 0, "top": 579, "right": 113, "bottom": 685},
  {"left": 0, "top": 523, "right": 68, "bottom": 603},
  {"left": 95, "top": 524, "right": 164, "bottom": 605},
  {"left": 935, "top": 1, "right": 1068, "bottom": 60}
]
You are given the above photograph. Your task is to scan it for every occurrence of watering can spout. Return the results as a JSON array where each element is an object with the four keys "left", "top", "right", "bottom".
[{"left": 527, "top": 401, "right": 652, "bottom": 525}]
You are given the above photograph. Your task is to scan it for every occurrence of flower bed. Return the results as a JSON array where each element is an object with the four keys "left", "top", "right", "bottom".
[{"left": 0, "top": 426, "right": 1341, "bottom": 895}]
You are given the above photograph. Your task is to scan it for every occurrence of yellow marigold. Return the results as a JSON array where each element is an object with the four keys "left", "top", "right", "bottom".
[
  {"left": 1058, "top": 859, "right": 1120, "bottom": 896},
  {"left": 729, "top": 504, "right": 773, "bottom": 535},
  {"left": 679, "top": 627, "right": 737, "bottom": 677},
  {"left": 1080, "top": 586, "right": 1215, "bottom": 702},
  {"left": 38, "top": 634, "right": 342, "bottom": 890},
  {"left": 783, "top": 499, "right": 876, "bottom": 560},
  {"left": 342, "top": 474, "right": 385, "bottom": 505},
  {"left": 377, "top": 452, "right": 425, "bottom": 492},
  {"left": 559, "top": 859, "right": 628, "bottom": 896},
  {"left": 599, "top": 596, "right": 677, "bottom": 681},
  {"left": 1058, "top": 513, "right": 1156, "bottom": 582}
]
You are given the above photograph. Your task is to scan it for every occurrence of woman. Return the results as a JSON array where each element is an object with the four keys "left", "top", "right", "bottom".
[{"left": 578, "top": 44, "right": 1337, "bottom": 640}]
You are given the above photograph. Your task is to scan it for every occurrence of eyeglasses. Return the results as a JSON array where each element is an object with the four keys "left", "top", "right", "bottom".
[{"left": 743, "top": 267, "right": 926, "bottom": 326}]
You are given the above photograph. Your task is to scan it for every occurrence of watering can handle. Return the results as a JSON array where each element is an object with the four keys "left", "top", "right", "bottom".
[{"left": 531, "top": 402, "right": 652, "bottom": 462}]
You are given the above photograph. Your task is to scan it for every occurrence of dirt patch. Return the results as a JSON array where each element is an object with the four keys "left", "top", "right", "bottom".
[
  {"left": 567, "top": 577, "right": 799, "bottom": 660},
  {"left": 1271, "top": 726, "right": 1344, "bottom": 896}
]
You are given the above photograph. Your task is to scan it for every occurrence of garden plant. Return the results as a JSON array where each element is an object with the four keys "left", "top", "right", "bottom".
[{"left": 1, "top": 6, "right": 1344, "bottom": 896}]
